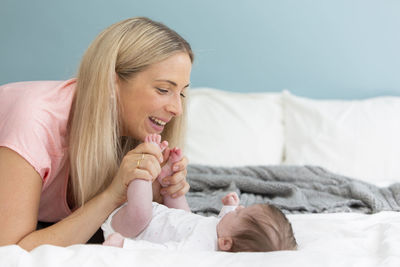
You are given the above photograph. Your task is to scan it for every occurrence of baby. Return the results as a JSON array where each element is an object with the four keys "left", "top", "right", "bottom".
[{"left": 102, "top": 134, "right": 297, "bottom": 252}]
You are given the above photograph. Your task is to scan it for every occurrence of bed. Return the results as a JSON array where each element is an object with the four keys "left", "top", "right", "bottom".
[{"left": 1, "top": 88, "right": 400, "bottom": 266}]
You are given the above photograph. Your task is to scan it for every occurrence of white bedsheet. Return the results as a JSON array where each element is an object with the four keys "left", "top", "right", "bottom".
[{"left": 1, "top": 212, "right": 399, "bottom": 267}]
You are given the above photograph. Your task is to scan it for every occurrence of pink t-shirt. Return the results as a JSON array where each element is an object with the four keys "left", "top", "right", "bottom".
[{"left": 0, "top": 79, "right": 76, "bottom": 222}]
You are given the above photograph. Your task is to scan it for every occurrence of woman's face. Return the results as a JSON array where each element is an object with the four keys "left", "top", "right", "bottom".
[{"left": 117, "top": 52, "right": 192, "bottom": 140}]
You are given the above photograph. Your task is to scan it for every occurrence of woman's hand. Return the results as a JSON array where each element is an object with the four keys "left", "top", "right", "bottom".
[
  {"left": 159, "top": 152, "right": 190, "bottom": 199},
  {"left": 105, "top": 142, "right": 164, "bottom": 206}
]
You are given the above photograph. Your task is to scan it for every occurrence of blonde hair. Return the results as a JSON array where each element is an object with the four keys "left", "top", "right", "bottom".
[
  {"left": 230, "top": 204, "right": 297, "bottom": 252},
  {"left": 68, "top": 17, "right": 193, "bottom": 207}
]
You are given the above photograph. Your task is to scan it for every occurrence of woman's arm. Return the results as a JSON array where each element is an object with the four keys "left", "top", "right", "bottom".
[
  {"left": 0, "top": 147, "right": 42, "bottom": 247},
  {"left": 0, "top": 139, "right": 165, "bottom": 251},
  {"left": 0, "top": 147, "right": 120, "bottom": 251}
]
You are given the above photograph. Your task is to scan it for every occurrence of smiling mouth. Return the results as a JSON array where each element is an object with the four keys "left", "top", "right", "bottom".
[{"left": 149, "top": 116, "right": 167, "bottom": 127}]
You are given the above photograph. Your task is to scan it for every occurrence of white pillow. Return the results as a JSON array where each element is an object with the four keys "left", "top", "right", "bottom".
[
  {"left": 185, "top": 88, "right": 283, "bottom": 166},
  {"left": 283, "top": 90, "right": 400, "bottom": 186}
]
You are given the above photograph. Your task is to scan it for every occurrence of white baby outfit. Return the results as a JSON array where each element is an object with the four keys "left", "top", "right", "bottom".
[{"left": 102, "top": 202, "right": 236, "bottom": 251}]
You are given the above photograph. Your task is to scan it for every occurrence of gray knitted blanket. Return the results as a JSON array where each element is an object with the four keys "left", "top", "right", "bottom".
[{"left": 186, "top": 165, "right": 400, "bottom": 215}]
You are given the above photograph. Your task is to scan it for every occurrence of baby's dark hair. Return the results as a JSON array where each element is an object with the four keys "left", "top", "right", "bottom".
[{"left": 230, "top": 203, "right": 297, "bottom": 252}]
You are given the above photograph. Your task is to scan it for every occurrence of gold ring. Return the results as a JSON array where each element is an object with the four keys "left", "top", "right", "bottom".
[{"left": 137, "top": 153, "right": 145, "bottom": 168}]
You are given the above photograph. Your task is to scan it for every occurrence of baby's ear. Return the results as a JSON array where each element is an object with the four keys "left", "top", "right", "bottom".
[{"left": 218, "top": 237, "right": 233, "bottom": 251}]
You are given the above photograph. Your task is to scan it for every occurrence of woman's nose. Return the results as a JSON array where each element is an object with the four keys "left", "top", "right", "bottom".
[{"left": 166, "top": 96, "right": 183, "bottom": 116}]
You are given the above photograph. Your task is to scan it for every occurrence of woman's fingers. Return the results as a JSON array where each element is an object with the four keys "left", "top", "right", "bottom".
[
  {"left": 170, "top": 182, "right": 190, "bottom": 198},
  {"left": 135, "top": 154, "right": 161, "bottom": 181},
  {"left": 163, "top": 167, "right": 185, "bottom": 186},
  {"left": 122, "top": 142, "right": 164, "bottom": 183},
  {"left": 129, "top": 142, "right": 164, "bottom": 164},
  {"left": 160, "top": 173, "right": 190, "bottom": 198},
  {"left": 171, "top": 156, "right": 188, "bottom": 173}
]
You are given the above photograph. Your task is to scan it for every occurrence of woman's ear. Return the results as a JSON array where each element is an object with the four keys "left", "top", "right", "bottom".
[{"left": 218, "top": 237, "right": 233, "bottom": 251}]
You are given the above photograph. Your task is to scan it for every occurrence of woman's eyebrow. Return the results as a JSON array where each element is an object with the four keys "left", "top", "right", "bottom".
[{"left": 155, "top": 79, "right": 190, "bottom": 88}]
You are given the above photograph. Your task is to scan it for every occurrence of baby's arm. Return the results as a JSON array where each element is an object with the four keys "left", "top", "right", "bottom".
[
  {"left": 218, "top": 192, "right": 240, "bottom": 218},
  {"left": 111, "top": 134, "right": 167, "bottom": 238},
  {"left": 221, "top": 192, "right": 240, "bottom": 206}
]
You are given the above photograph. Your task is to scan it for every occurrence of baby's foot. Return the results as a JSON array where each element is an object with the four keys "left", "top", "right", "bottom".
[
  {"left": 222, "top": 192, "right": 240, "bottom": 206},
  {"left": 145, "top": 134, "right": 168, "bottom": 152},
  {"left": 158, "top": 147, "right": 182, "bottom": 187},
  {"left": 103, "top": 232, "right": 125, "bottom": 247}
]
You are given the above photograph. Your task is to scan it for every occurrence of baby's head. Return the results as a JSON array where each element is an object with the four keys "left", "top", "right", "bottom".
[{"left": 216, "top": 204, "right": 297, "bottom": 252}]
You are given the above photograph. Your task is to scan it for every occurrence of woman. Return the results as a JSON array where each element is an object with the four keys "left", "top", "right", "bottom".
[{"left": 0, "top": 17, "right": 193, "bottom": 251}]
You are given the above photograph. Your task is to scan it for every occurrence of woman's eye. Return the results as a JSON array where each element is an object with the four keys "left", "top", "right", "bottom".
[
  {"left": 156, "top": 87, "right": 185, "bottom": 98},
  {"left": 156, "top": 88, "right": 168, "bottom": 94}
]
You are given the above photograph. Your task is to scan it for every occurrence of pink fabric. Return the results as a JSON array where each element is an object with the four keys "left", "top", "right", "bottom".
[{"left": 0, "top": 79, "right": 76, "bottom": 222}]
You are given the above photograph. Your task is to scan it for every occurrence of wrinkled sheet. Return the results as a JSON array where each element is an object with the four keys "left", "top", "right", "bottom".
[{"left": 1, "top": 211, "right": 399, "bottom": 267}]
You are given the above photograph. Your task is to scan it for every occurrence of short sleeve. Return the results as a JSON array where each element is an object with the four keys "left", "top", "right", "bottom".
[
  {"left": 0, "top": 101, "right": 50, "bottom": 180},
  {"left": 0, "top": 81, "right": 69, "bottom": 181}
]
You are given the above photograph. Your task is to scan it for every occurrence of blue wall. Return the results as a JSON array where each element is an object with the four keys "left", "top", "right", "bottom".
[{"left": 1, "top": 0, "right": 399, "bottom": 99}]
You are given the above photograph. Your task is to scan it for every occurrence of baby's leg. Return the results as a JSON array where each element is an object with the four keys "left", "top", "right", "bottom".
[
  {"left": 158, "top": 147, "right": 190, "bottom": 211},
  {"left": 111, "top": 134, "right": 165, "bottom": 237}
]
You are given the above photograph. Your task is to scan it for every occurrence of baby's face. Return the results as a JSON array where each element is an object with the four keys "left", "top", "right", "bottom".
[{"left": 216, "top": 205, "right": 260, "bottom": 238}]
